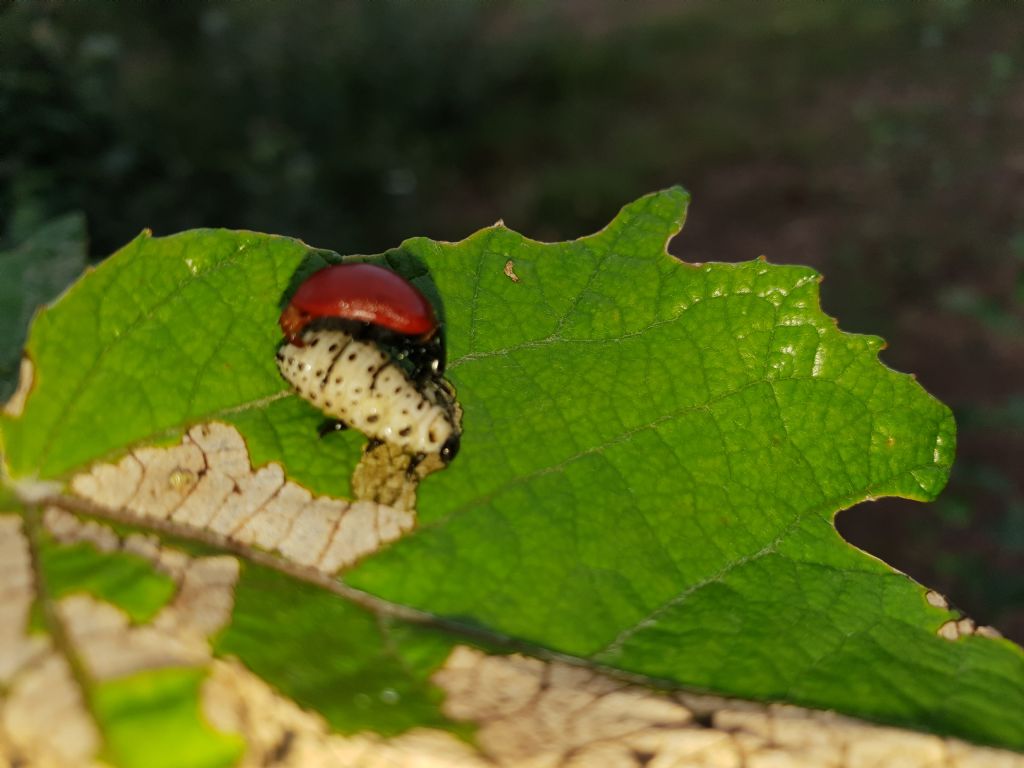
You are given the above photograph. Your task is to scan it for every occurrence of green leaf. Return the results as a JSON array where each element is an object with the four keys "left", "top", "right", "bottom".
[
  {"left": 213, "top": 562, "right": 461, "bottom": 738},
  {"left": 93, "top": 667, "right": 243, "bottom": 768},
  {"left": 2, "top": 190, "right": 1022, "bottom": 762},
  {"left": 1, "top": 228, "right": 334, "bottom": 478},
  {"left": 220, "top": 396, "right": 362, "bottom": 499},
  {"left": 346, "top": 190, "right": 1021, "bottom": 748},
  {"left": 0, "top": 212, "right": 87, "bottom": 402},
  {"left": 38, "top": 537, "right": 176, "bottom": 624}
]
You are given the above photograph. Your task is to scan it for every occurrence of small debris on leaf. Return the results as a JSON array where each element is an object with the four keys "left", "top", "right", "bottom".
[{"left": 503, "top": 260, "right": 520, "bottom": 283}]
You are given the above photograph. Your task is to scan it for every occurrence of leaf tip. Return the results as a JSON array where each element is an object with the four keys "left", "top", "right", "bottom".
[{"left": 588, "top": 187, "right": 691, "bottom": 253}]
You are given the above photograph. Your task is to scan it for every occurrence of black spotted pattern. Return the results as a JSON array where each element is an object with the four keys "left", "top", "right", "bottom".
[{"left": 277, "top": 328, "right": 458, "bottom": 455}]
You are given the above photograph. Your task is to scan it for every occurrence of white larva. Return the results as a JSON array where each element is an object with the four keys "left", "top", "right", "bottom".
[{"left": 276, "top": 327, "right": 458, "bottom": 456}]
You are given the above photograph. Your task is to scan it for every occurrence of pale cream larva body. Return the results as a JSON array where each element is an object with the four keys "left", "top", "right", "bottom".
[{"left": 276, "top": 327, "right": 458, "bottom": 457}]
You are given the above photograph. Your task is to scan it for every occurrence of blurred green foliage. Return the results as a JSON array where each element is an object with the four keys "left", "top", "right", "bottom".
[
  {"left": 0, "top": 212, "right": 86, "bottom": 400},
  {"left": 1, "top": 0, "right": 1022, "bottom": 639},
  {"left": 0, "top": 1, "right": 992, "bottom": 255}
]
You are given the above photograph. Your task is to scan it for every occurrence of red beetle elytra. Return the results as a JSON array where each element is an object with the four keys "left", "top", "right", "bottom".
[
  {"left": 279, "top": 263, "right": 446, "bottom": 377},
  {"left": 280, "top": 263, "right": 437, "bottom": 339}
]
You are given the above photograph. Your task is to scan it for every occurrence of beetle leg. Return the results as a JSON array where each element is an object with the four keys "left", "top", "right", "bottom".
[
  {"left": 432, "top": 332, "right": 446, "bottom": 377},
  {"left": 318, "top": 419, "right": 349, "bottom": 438},
  {"left": 405, "top": 452, "right": 426, "bottom": 478},
  {"left": 404, "top": 333, "right": 446, "bottom": 386},
  {"left": 364, "top": 437, "right": 385, "bottom": 453}
]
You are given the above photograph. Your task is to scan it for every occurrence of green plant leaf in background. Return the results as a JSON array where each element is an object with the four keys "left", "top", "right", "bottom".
[{"left": 1, "top": 189, "right": 1022, "bottom": 765}]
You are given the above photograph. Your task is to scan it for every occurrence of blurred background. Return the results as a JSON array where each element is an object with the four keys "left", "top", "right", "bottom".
[{"left": 2, "top": 1, "right": 1022, "bottom": 640}]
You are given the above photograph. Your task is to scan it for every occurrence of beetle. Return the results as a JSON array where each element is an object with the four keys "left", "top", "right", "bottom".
[
  {"left": 277, "top": 263, "right": 459, "bottom": 469},
  {"left": 276, "top": 326, "right": 460, "bottom": 466},
  {"left": 279, "top": 263, "right": 445, "bottom": 379}
]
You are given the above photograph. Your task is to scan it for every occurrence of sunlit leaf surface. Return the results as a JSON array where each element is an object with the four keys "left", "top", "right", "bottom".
[{"left": 2, "top": 190, "right": 1021, "bottom": 766}]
